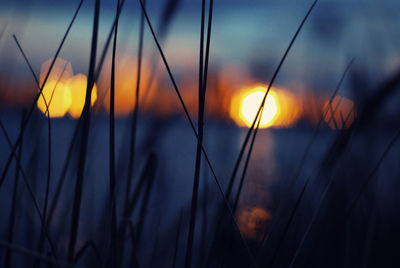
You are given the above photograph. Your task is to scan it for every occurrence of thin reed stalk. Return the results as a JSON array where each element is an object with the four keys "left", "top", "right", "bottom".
[
  {"left": 67, "top": 0, "right": 100, "bottom": 261},
  {"left": 185, "top": 0, "right": 206, "bottom": 266}
]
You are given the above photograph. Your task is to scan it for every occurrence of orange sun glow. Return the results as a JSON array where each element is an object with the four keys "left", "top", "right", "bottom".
[
  {"left": 230, "top": 85, "right": 302, "bottom": 129},
  {"left": 230, "top": 86, "right": 279, "bottom": 129}
]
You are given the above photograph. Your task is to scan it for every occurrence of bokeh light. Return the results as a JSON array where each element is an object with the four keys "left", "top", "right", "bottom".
[
  {"left": 37, "top": 80, "right": 72, "bottom": 118},
  {"left": 238, "top": 207, "right": 272, "bottom": 241},
  {"left": 66, "top": 74, "right": 97, "bottom": 118},
  {"left": 37, "top": 58, "right": 74, "bottom": 118},
  {"left": 100, "top": 56, "right": 154, "bottom": 117},
  {"left": 323, "top": 95, "right": 356, "bottom": 130}
]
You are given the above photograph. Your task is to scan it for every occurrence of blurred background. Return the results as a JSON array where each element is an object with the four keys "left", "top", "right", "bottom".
[{"left": 1, "top": 0, "right": 400, "bottom": 267}]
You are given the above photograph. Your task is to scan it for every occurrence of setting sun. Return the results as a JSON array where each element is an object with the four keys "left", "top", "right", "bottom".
[{"left": 231, "top": 86, "right": 279, "bottom": 128}]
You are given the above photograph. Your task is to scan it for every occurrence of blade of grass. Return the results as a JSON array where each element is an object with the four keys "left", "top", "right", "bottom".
[
  {"left": 123, "top": 153, "right": 155, "bottom": 223},
  {"left": 126, "top": 221, "right": 140, "bottom": 268},
  {"left": 287, "top": 173, "right": 335, "bottom": 268},
  {"left": 94, "top": 0, "right": 126, "bottom": 82},
  {"left": 173, "top": 209, "right": 184, "bottom": 268},
  {"left": 4, "top": 111, "right": 25, "bottom": 268},
  {"left": 202, "top": 0, "right": 213, "bottom": 91},
  {"left": 46, "top": 117, "right": 82, "bottom": 227},
  {"left": 73, "top": 240, "right": 103, "bottom": 265},
  {"left": 346, "top": 126, "right": 400, "bottom": 217},
  {"left": 269, "top": 178, "right": 310, "bottom": 267},
  {"left": 185, "top": 0, "right": 206, "bottom": 266},
  {"left": 135, "top": 153, "right": 157, "bottom": 245},
  {"left": 108, "top": 0, "right": 120, "bottom": 266},
  {"left": 232, "top": 114, "right": 262, "bottom": 212},
  {"left": 67, "top": 0, "right": 100, "bottom": 261},
  {"left": 123, "top": 0, "right": 146, "bottom": 238}
]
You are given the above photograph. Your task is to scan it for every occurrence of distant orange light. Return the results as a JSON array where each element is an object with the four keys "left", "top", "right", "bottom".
[
  {"left": 100, "top": 56, "right": 153, "bottom": 117},
  {"left": 323, "top": 96, "right": 356, "bottom": 130},
  {"left": 238, "top": 207, "right": 272, "bottom": 241},
  {"left": 66, "top": 74, "right": 97, "bottom": 118}
]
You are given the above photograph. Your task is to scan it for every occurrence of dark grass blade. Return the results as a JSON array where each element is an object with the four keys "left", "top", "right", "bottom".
[
  {"left": 117, "top": 152, "right": 155, "bottom": 265},
  {"left": 158, "top": 0, "right": 183, "bottom": 39},
  {"left": 0, "top": 120, "right": 57, "bottom": 258},
  {"left": 326, "top": 96, "right": 344, "bottom": 128},
  {"left": 119, "top": 153, "right": 157, "bottom": 254},
  {"left": 199, "top": 163, "right": 210, "bottom": 268},
  {"left": 185, "top": 0, "right": 206, "bottom": 266},
  {"left": 346, "top": 126, "right": 400, "bottom": 217},
  {"left": 123, "top": 0, "right": 146, "bottom": 236},
  {"left": 172, "top": 209, "right": 184, "bottom": 268},
  {"left": 0, "top": 0, "right": 84, "bottom": 186},
  {"left": 268, "top": 178, "right": 310, "bottom": 267},
  {"left": 67, "top": 0, "right": 100, "bottom": 261},
  {"left": 135, "top": 153, "right": 158, "bottom": 245},
  {"left": 46, "top": 117, "right": 82, "bottom": 227},
  {"left": 123, "top": 153, "right": 155, "bottom": 222},
  {"left": 108, "top": 0, "right": 120, "bottom": 266},
  {"left": 126, "top": 221, "right": 140, "bottom": 268},
  {"left": 192, "top": 8, "right": 214, "bottom": 264},
  {"left": 45, "top": 129, "right": 82, "bottom": 255},
  {"left": 289, "top": 125, "right": 400, "bottom": 267},
  {"left": 0, "top": 240, "right": 71, "bottom": 268},
  {"left": 232, "top": 115, "right": 262, "bottom": 212},
  {"left": 287, "top": 174, "right": 335, "bottom": 268},
  {"left": 137, "top": 2, "right": 255, "bottom": 262},
  {"left": 361, "top": 209, "right": 377, "bottom": 268},
  {"left": 73, "top": 240, "right": 103, "bottom": 265},
  {"left": 94, "top": 0, "right": 126, "bottom": 82},
  {"left": 4, "top": 111, "right": 25, "bottom": 268},
  {"left": 202, "top": 0, "right": 213, "bottom": 91}
]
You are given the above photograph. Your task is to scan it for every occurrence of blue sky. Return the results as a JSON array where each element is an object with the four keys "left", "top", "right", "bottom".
[{"left": 1, "top": 0, "right": 399, "bottom": 96}]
